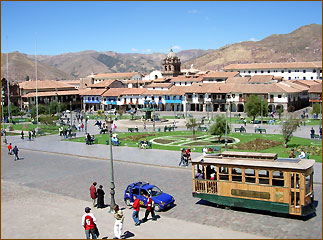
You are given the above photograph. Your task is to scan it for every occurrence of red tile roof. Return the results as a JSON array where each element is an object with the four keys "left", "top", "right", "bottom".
[
  {"left": 92, "top": 72, "right": 141, "bottom": 79},
  {"left": 19, "top": 80, "right": 76, "bottom": 90},
  {"left": 79, "top": 88, "right": 108, "bottom": 96},
  {"left": 88, "top": 79, "right": 120, "bottom": 88},
  {"left": 22, "top": 90, "right": 80, "bottom": 98},
  {"left": 309, "top": 83, "right": 322, "bottom": 93},
  {"left": 203, "top": 71, "right": 240, "bottom": 78}
]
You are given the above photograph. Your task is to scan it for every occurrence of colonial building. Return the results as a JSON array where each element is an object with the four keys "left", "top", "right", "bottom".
[{"left": 223, "top": 61, "right": 322, "bottom": 80}]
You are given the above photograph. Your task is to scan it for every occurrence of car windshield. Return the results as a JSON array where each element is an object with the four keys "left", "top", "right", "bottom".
[{"left": 148, "top": 186, "right": 163, "bottom": 197}]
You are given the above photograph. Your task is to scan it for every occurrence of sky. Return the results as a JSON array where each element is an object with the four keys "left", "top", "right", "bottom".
[{"left": 1, "top": 1, "right": 322, "bottom": 55}]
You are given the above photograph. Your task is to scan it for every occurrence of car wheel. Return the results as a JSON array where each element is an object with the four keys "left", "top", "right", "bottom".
[
  {"left": 125, "top": 198, "right": 131, "bottom": 206},
  {"left": 154, "top": 204, "right": 161, "bottom": 212}
]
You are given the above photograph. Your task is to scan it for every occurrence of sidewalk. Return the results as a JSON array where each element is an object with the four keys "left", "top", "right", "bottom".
[{"left": 1, "top": 180, "right": 268, "bottom": 239}]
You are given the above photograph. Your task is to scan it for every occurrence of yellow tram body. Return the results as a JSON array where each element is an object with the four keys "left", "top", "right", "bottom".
[{"left": 191, "top": 151, "right": 316, "bottom": 216}]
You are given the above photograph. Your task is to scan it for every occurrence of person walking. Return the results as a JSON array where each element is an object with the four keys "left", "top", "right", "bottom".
[
  {"left": 185, "top": 146, "right": 191, "bottom": 166},
  {"left": 113, "top": 204, "right": 124, "bottom": 239},
  {"left": 13, "top": 146, "right": 19, "bottom": 160},
  {"left": 32, "top": 128, "right": 36, "bottom": 139},
  {"left": 28, "top": 131, "right": 32, "bottom": 141},
  {"left": 90, "top": 182, "right": 97, "bottom": 207},
  {"left": 21, "top": 130, "right": 24, "bottom": 140},
  {"left": 310, "top": 127, "right": 315, "bottom": 138},
  {"left": 141, "top": 193, "right": 156, "bottom": 222},
  {"left": 96, "top": 185, "right": 105, "bottom": 209},
  {"left": 132, "top": 195, "right": 140, "bottom": 226},
  {"left": 82, "top": 207, "right": 97, "bottom": 239},
  {"left": 179, "top": 148, "right": 187, "bottom": 166},
  {"left": 8, "top": 143, "right": 12, "bottom": 155}
]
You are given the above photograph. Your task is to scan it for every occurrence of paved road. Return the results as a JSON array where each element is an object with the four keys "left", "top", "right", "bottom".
[{"left": 2, "top": 149, "right": 322, "bottom": 239}]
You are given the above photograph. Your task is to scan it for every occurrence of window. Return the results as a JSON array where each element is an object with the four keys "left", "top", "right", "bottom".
[
  {"left": 148, "top": 186, "right": 163, "bottom": 197},
  {"left": 232, "top": 168, "right": 242, "bottom": 182},
  {"left": 267, "top": 70, "right": 270, "bottom": 73},
  {"left": 219, "top": 166, "right": 229, "bottom": 181},
  {"left": 288, "top": 70, "right": 291, "bottom": 73},
  {"left": 311, "top": 77, "right": 314, "bottom": 80},
  {"left": 199, "top": 94, "right": 204, "bottom": 99},
  {"left": 303, "top": 77, "right": 306, "bottom": 80},
  {"left": 88, "top": 97, "right": 91, "bottom": 100},
  {"left": 281, "top": 70, "right": 284, "bottom": 73},
  {"left": 290, "top": 173, "right": 300, "bottom": 189},
  {"left": 255, "top": 71, "right": 257, "bottom": 73},
  {"left": 92, "top": 97, "right": 95, "bottom": 101},
  {"left": 96, "top": 97, "right": 99, "bottom": 101},
  {"left": 248, "top": 71, "right": 251, "bottom": 74},
  {"left": 152, "top": 96, "right": 155, "bottom": 100},
  {"left": 303, "top": 70, "right": 306, "bottom": 73},
  {"left": 272, "top": 171, "right": 284, "bottom": 187},
  {"left": 117, "top": 98, "right": 120, "bottom": 101},
  {"left": 232, "top": 94, "right": 235, "bottom": 98},
  {"left": 245, "top": 169, "right": 256, "bottom": 183},
  {"left": 278, "top": 95, "right": 282, "bottom": 98},
  {"left": 313, "top": 69, "right": 316, "bottom": 73},
  {"left": 288, "top": 77, "right": 291, "bottom": 80},
  {"left": 261, "top": 70, "right": 264, "bottom": 73},
  {"left": 258, "top": 170, "right": 269, "bottom": 184},
  {"left": 187, "top": 94, "right": 192, "bottom": 99},
  {"left": 295, "top": 70, "right": 299, "bottom": 72},
  {"left": 131, "top": 188, "right": 139, "bottom": 195}
]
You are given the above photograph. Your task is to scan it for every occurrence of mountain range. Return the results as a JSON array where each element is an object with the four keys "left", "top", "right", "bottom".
[{"left": 1, "top": 24, "right": 321, "bottom": 82}]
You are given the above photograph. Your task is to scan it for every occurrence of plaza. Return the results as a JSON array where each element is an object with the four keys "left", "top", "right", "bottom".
[{"left": 1, "top": 113, "right": 322, "bottom": 239}]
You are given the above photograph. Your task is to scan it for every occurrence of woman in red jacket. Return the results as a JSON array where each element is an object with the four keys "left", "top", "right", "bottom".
[{"left": 132, "top": 195, "right": 140, "bottom": 226}]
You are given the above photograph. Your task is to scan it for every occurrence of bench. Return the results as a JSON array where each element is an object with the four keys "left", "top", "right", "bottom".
[
  {"left": 198, "top": 126, "right": 208, "bottom": 131},
  {"left": 234, "top": 127, "right": 246, "bottom": 133},
  {"left": 128, "top": 127, "right": 139, "bottom": 132},
  {"left": 37, "top": 130, "right": 45, "bottom": 136},
  {"left": 139, "top": 141, "right": 152, "bottom": 149},
  {"left": 312, "top": 134, "right": 321, "bottom": 140},
  {"left": 164, "top": 126, "right": 175, "bottom": 132},
  {"left": 68, "top": 132, "right": 77, "bottom": 138},
  {"left": 255, "top": 128, "right": 266, "bottom": 134},
  {"left": 106, "top": 139, "right": 121, "bottom": 146},
  {"left": 85, "top": 138, "right": 98, "bottom": 145}
]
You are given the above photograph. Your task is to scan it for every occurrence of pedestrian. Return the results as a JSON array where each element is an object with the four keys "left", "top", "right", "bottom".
[
  {"left": 143, "top": 121, "right": 146, "bottom": 131},
  {"left": 320, "top": 127, "right": 322, "bottom": 138},
  {"left": 141, "top": 193, "right": 156, "bottom": 222},
  {"left": 113, "top": 123, "right": 117, "bottom": 132},
  {"left": 186, "top": 147, "right": 191, "bottom": 165},
  {"left": 81, "top": 122, "right": 84, "bottom": 131},
  {"left": 28, "top": 131, "right": 32, "bottom": 141},
  {"left": 32, "top": 128, "right": 36, "bottom": 139},
  {"left": 21, "top": 130, "right": 24, "bottom": 140},
  {"left": 89, "top": 182, "right": 97, "bottom": 207},
  {"left": 310, "top": 127, "right": 315, "bottom": 138},
  {"left": 113, "top": 204, "right": 124, "bottom": 239},
  {"left": 202, "top": 146, "right": 208, "bottom": 157},
  {"left": 78, "top": 123, "right": 81, "bottom": 131},
  {"left": 244, "top": 119, "right": 247, "bottom": 126},
  {"left": 298, "top": 150, "right": 306, "bottom": 159},
  {"left": 13, "top": 145, "right": 19, "bottom": 161},
  {"left": 59, "top": 126, "right": 63, "bottom": 136},
  {"left": 96, "top": 185, "right": 105, "bottom": 209},
  {"left": 7, "top": 143, "right": 12, "bottom": 155},
  {"left": 289, "top": 149, "right": 296, "bottom": 158},
  {"left": 82, "top": 207, "right": 97, "bottom": 239},
  {"left": 132, "top": 195, "right": 140, "bottom": 226},
  {"left": 179, "top": 148, "right": 187, "bottom": 166}
]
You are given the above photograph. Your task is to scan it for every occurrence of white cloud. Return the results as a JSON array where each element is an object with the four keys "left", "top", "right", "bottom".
[
  {"left": 249, "top": 38, "right": 258, "bottom": 42},
  {"left": 171, "top": 45, "right": 181, "bottom": 50},
  {"left": 131, "top": 48, "right": 138, "bottom": 51},
  {"left": 142, "top": 49, "right": 152, "bottom": 53},
  {"left": 187, "top": 9, "right": 199, "bottom": 14}
]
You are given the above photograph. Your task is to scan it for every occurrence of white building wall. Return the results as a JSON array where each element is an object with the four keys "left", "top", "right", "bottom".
[{"left": 233, "top": 67, "right": 321, "bottom": 80}]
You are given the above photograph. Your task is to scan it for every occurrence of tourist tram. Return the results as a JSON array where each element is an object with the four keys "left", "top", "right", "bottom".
[{"left": 191, "top": 151, "right": 316, "bottom": 216}]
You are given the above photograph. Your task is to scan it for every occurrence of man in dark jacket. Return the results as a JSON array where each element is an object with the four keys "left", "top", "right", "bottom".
[
  {"left": 141, "top": 193, "right": 156, "bottom": 222},
  {"left": 13, "top": 146, "right": 19, "bottom": 160}
]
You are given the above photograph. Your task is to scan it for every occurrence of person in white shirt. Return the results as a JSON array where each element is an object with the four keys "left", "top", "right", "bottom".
[
  {"left": 298, "top": 151, "right": 306, "bottom": 159},
  {"left": 202, "top": 147, "right": 208, "bottom": 156},
  {"left": 82, "top": 207, "right": 97, "bottom": 239}
]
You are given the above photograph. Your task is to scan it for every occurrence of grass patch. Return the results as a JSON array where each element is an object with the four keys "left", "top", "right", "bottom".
[
  {"left": 229, "top": 138, "right": 282, "bottom": 151},
  {"left": 67, "top": 131, "right": 322, "bottom": 162}
]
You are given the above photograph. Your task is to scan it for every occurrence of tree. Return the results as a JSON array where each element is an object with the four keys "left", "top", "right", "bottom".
[
  {"left": 312, "top": 102, "right": 321, "bottom": 115},
  {"left": 209, "top": 115, "right": 230, "bottom": 142},
  {"left": 281, "top": 117, "right": 300, "bottom": 148},
  {"left": 277, "top": 106, "right": 284, "bottom": 120},
  {"left": 185, "top": 117, "right": 201, "bottom": 139},
  {"left": 3, "top": 104, "right": 23, "bottom": 118},
  {"left": 245, "top": 95, "right": 268, "bottom": 122}
]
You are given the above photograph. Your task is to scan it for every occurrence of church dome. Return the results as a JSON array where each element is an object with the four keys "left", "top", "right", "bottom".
[{"left": 167, "top": 49, "right": 176, "bottom": 58}]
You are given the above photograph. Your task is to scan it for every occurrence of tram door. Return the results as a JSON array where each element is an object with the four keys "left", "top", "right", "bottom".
[{"left": 289, "top": 173, "right": 301, "bottom": 215}]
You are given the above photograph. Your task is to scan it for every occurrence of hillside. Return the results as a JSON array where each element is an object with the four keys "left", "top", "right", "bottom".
[
  {"left": 1, "top": 52, "right": 73, "bottom": 82},
  {"left": 183, "top": 24, "right": 322, "bottom": 71}
]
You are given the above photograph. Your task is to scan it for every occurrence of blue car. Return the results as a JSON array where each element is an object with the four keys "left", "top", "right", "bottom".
[{"left": 124, "top": 182, "right": 175, "bottom": 212}]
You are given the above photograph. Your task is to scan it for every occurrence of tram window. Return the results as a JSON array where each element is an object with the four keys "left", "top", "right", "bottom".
[
  {"left": 305, "top": 174, "right": 311, "bottom": 194},
  {"left": 258, "top": 170, "right": 270, "bottom": 185},
  {"left": 232, "top": 168, "right": 242, "bottom": 182},
  {"left": 290, "top": 173, "right": 300, "bottom": 189},
  {"left": 273, "top": 171, "right": 284, "bottom": 187},
  {"left": 219, "top": 166, "right": 229, "bottom": 181},
  {"left": 296, "top": 192, "right": 300, "bottom": 206},
  {"left": 245, "top": 168, "right": 256, "bottom": 183}
]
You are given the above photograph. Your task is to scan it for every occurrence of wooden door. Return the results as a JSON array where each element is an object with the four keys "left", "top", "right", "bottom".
[{"left": 289, "top": 173, "right": 302, "bottom": 215}]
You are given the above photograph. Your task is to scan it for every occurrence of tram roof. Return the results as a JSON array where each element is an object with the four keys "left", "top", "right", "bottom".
[{"left": 192, "top": 151, "right": 315, "bottom": 170}]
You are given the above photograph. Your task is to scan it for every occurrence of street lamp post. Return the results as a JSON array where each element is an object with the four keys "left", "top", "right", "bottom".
[
  {"left": 225, "top": 103, "right": 228, "bottom": 151},
  {"left": 261, "top": 96, "right": 263, "bottom": 125},
  {"left": 107, "top": 117, "right": 116, "bottom": 213}
]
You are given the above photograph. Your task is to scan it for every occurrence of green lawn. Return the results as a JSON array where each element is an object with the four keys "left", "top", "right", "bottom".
[
  {"left": 67, "top": 130, "right": 322, "bottom": 162},
  {"left": 8, "top": 123, "right": 60, "bottom": 134}
]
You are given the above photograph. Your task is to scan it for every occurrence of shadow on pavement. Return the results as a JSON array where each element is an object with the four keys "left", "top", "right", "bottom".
[
  {"left": 195, "top": 199, "right": 317, "bottom": 221},
  {"left": 122, "top": 231, "right": 135, "bottom": 239}
]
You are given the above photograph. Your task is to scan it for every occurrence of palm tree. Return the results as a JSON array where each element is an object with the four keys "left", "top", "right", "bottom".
[{"left": 185, "top": 117, "right": 201, "bottom": 139}]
